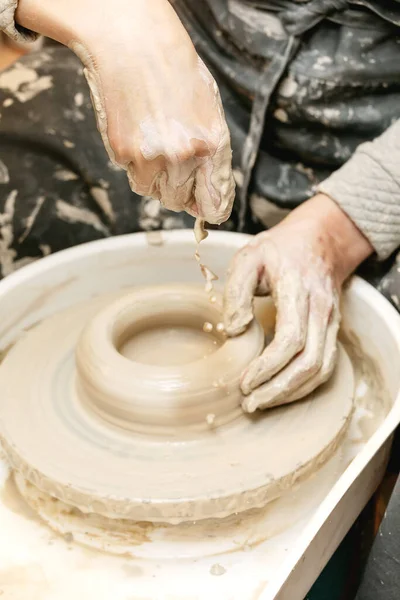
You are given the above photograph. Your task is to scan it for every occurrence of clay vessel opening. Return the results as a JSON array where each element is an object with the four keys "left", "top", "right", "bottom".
[{"left": 113, "top": 311, "right": 225, "bottom": 367}]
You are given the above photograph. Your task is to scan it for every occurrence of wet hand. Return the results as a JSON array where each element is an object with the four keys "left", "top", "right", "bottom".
[
  {"left": 17, "top": 0, "right": 235, "bottom": 224},
  {"left": 223, "top": 194, "right": 373, "bottom": 412}
]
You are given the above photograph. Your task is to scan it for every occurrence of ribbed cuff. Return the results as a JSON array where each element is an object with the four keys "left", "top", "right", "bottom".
[
  {"left": 0, "top": 0, "right": 39, "bottom": 43},
  {"left": 318, "top": 122, "right": 400, "bottom": 260}
]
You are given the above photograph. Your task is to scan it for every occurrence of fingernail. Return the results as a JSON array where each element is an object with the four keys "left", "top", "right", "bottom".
[
  {"left": 240, "top": 375, "right": 253, "bottom": 396},
  {"left": 240, "top": 362, "right": 258, "bottom": 395},
  {"left": 242, "top": 393, "right": 258, "bottom": 413},
  {"left": 224, "top": 311, "right": 252, "bottom": 337},
  {"left": 225, "top": 321, "right": 247, "bottom": 336},
  {"left": 224, "top": 314, "right": 245, "bottom": 336}
]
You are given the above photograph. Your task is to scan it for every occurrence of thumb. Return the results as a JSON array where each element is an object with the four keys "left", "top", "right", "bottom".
[{"left": 223, "top": 245, "right": 261, "bottom": 335}]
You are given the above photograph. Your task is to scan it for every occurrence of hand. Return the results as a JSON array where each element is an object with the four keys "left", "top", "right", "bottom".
[
  {"left": 16, "top": 0, "right": 235, "bottom": 224},
  {"left": 223, "top": 194, "right": 373, "bottom": 412}
]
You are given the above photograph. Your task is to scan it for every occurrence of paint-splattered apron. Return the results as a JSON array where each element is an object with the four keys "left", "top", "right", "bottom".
[{"left": 0, "top": 1, "right": 399, "bottom": 293}]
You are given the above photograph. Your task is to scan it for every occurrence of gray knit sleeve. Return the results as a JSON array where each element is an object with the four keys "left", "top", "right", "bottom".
[
  {"left": 0, "top": 0, "right": 38, "bottom": 42},
  {"left": 318, "top": 120, "right": 400, "bottom": 260}
]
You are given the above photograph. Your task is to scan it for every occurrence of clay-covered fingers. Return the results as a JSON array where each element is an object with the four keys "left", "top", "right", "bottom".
[
  {"left": 223, "top": 244, "right": 265, "bottom": 336},
  {"left": 193, "top": 144, "right": 235, "bottom": 224},
  {"left": 125, "top": 127, "right": 234, "bottom": 224},
  {"left": 127, "top": 154, "right": 167, "bottom": 200},
  {"left": 275, "top": 296, "right": 341, "bottom": 405},
  {"left": 126, "top": 142, "right": 201, "bottom": 206},
  {"left": 243, "top": 291, "right": 340, "bottom": 413},
  {"left": 239, "top": 270, "right": 309, "bottom": 396}
]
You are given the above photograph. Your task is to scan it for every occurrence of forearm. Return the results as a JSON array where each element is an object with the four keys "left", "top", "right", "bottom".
[
  {"left": 9, "top": 0, "right": 187, "bottom": 48},
  {"left": 15, "top": 0, "right": 69, "bottom": 41},
  {"left": 13, "top": 0, "right": 234, "bottom": 225},
  {"left": 0, "top": 0, "right": 36, "bottom": 41},
  {"left": 282, "top": 194, "right": 373, "bottom": 284},
  {"left": 319, "top": 119, "right": 400, "bottom": 261},
  {"left": 286, "top": 120, "right": 400, "bottom": 283}
]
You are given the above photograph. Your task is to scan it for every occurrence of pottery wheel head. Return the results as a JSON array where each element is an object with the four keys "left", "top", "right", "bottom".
[
  {"left": 75, "top": 286, "right": 264, "bottom": 434},
  {"left": 0, "top": 285, "right": 354, "bottom": 523}
]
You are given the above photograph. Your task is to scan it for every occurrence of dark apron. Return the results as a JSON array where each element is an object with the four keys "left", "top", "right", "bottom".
[
  {"left": 172, "top": 5, "right": 400, "bottom": 599},
  {"left": 173, "top": 0, "right": 400, "bottom": 231}
]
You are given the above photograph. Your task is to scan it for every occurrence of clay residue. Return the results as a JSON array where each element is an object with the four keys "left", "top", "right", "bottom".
[
  {"left": 145, "top": 230, "right": 163, "bottom": 246},
  {"left": 11, "top": 470, "right": 322, "bottom": 559},
  {"left": 194, "top": 218, "right": 208, "bottom": 244},
  {"left": 339, "top": 328, "right": 392, "bottom": 446},
  {"left": 0, "top": 564, "right": 49, "bottom": 600},
  {"left": 15, "top": 474, "right": 155, "bottom": 553},
  {"left": 1, "top": 475, "right": 40, "bottom": 525},
  {"left": 193, "top": 218, "right": 219, "bottom": 297},
  {"left": 210, "top": 563, "right": 226, "bottom": 576},
  {"left": 195, "top": 254, "right": 219, "bottom": 295}
]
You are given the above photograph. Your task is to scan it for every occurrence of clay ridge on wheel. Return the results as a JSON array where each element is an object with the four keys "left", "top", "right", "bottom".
[{"left": 0, "top": 287, "right": 354, "bottom": 523}]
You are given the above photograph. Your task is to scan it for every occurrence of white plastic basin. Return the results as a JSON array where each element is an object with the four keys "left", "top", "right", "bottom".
[{"left": 0, "top": 230, "right": 399, "bottom": 600}]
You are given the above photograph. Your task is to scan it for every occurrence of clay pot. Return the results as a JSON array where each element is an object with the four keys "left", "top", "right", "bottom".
[{"left": 76, "top": 285, "right": 265, "bottom": 435}]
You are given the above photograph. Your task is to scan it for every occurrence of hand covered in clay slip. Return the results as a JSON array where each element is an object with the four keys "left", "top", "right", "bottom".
[
  {"left": 223, "top": 194, "right": 373, "bottom": 412},
  {"left": 16, "top": 0, "right": 235, "bottom": 224}
]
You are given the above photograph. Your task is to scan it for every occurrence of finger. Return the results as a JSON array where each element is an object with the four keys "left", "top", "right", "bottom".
[
  {"left": 243, "top": 291, "right": 332, "bottom": 412},
  {"left": 258, "top": 294, "right": 340, "bottom": 409},
  {"left": 158, "top": 167, "right": 197, "bottom": 213},
  {"left": 189, "top": 104, "right": 235, "bottom": 225},
  {"left": 128, "top": 152, "right": 197, "bottom": 211},
  {"left": 127, "top": 156, "right": 165, "bottom": 198},
  {"left": 192, "top": 156, "right": 234, "bottom": 224},
  {"left": 240, "top": 272, "right": 309, "bottom": 395},
  {"left": 188, "top": 160, "right": 213, "bottom": 219},
  {"left": 223, "top": 244, "right": 264, "bottom": 336}
]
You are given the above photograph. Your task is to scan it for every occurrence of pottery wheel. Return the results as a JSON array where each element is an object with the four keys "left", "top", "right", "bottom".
[{"left": 0, "top": 285, "right": 354, "bottom": 523}]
